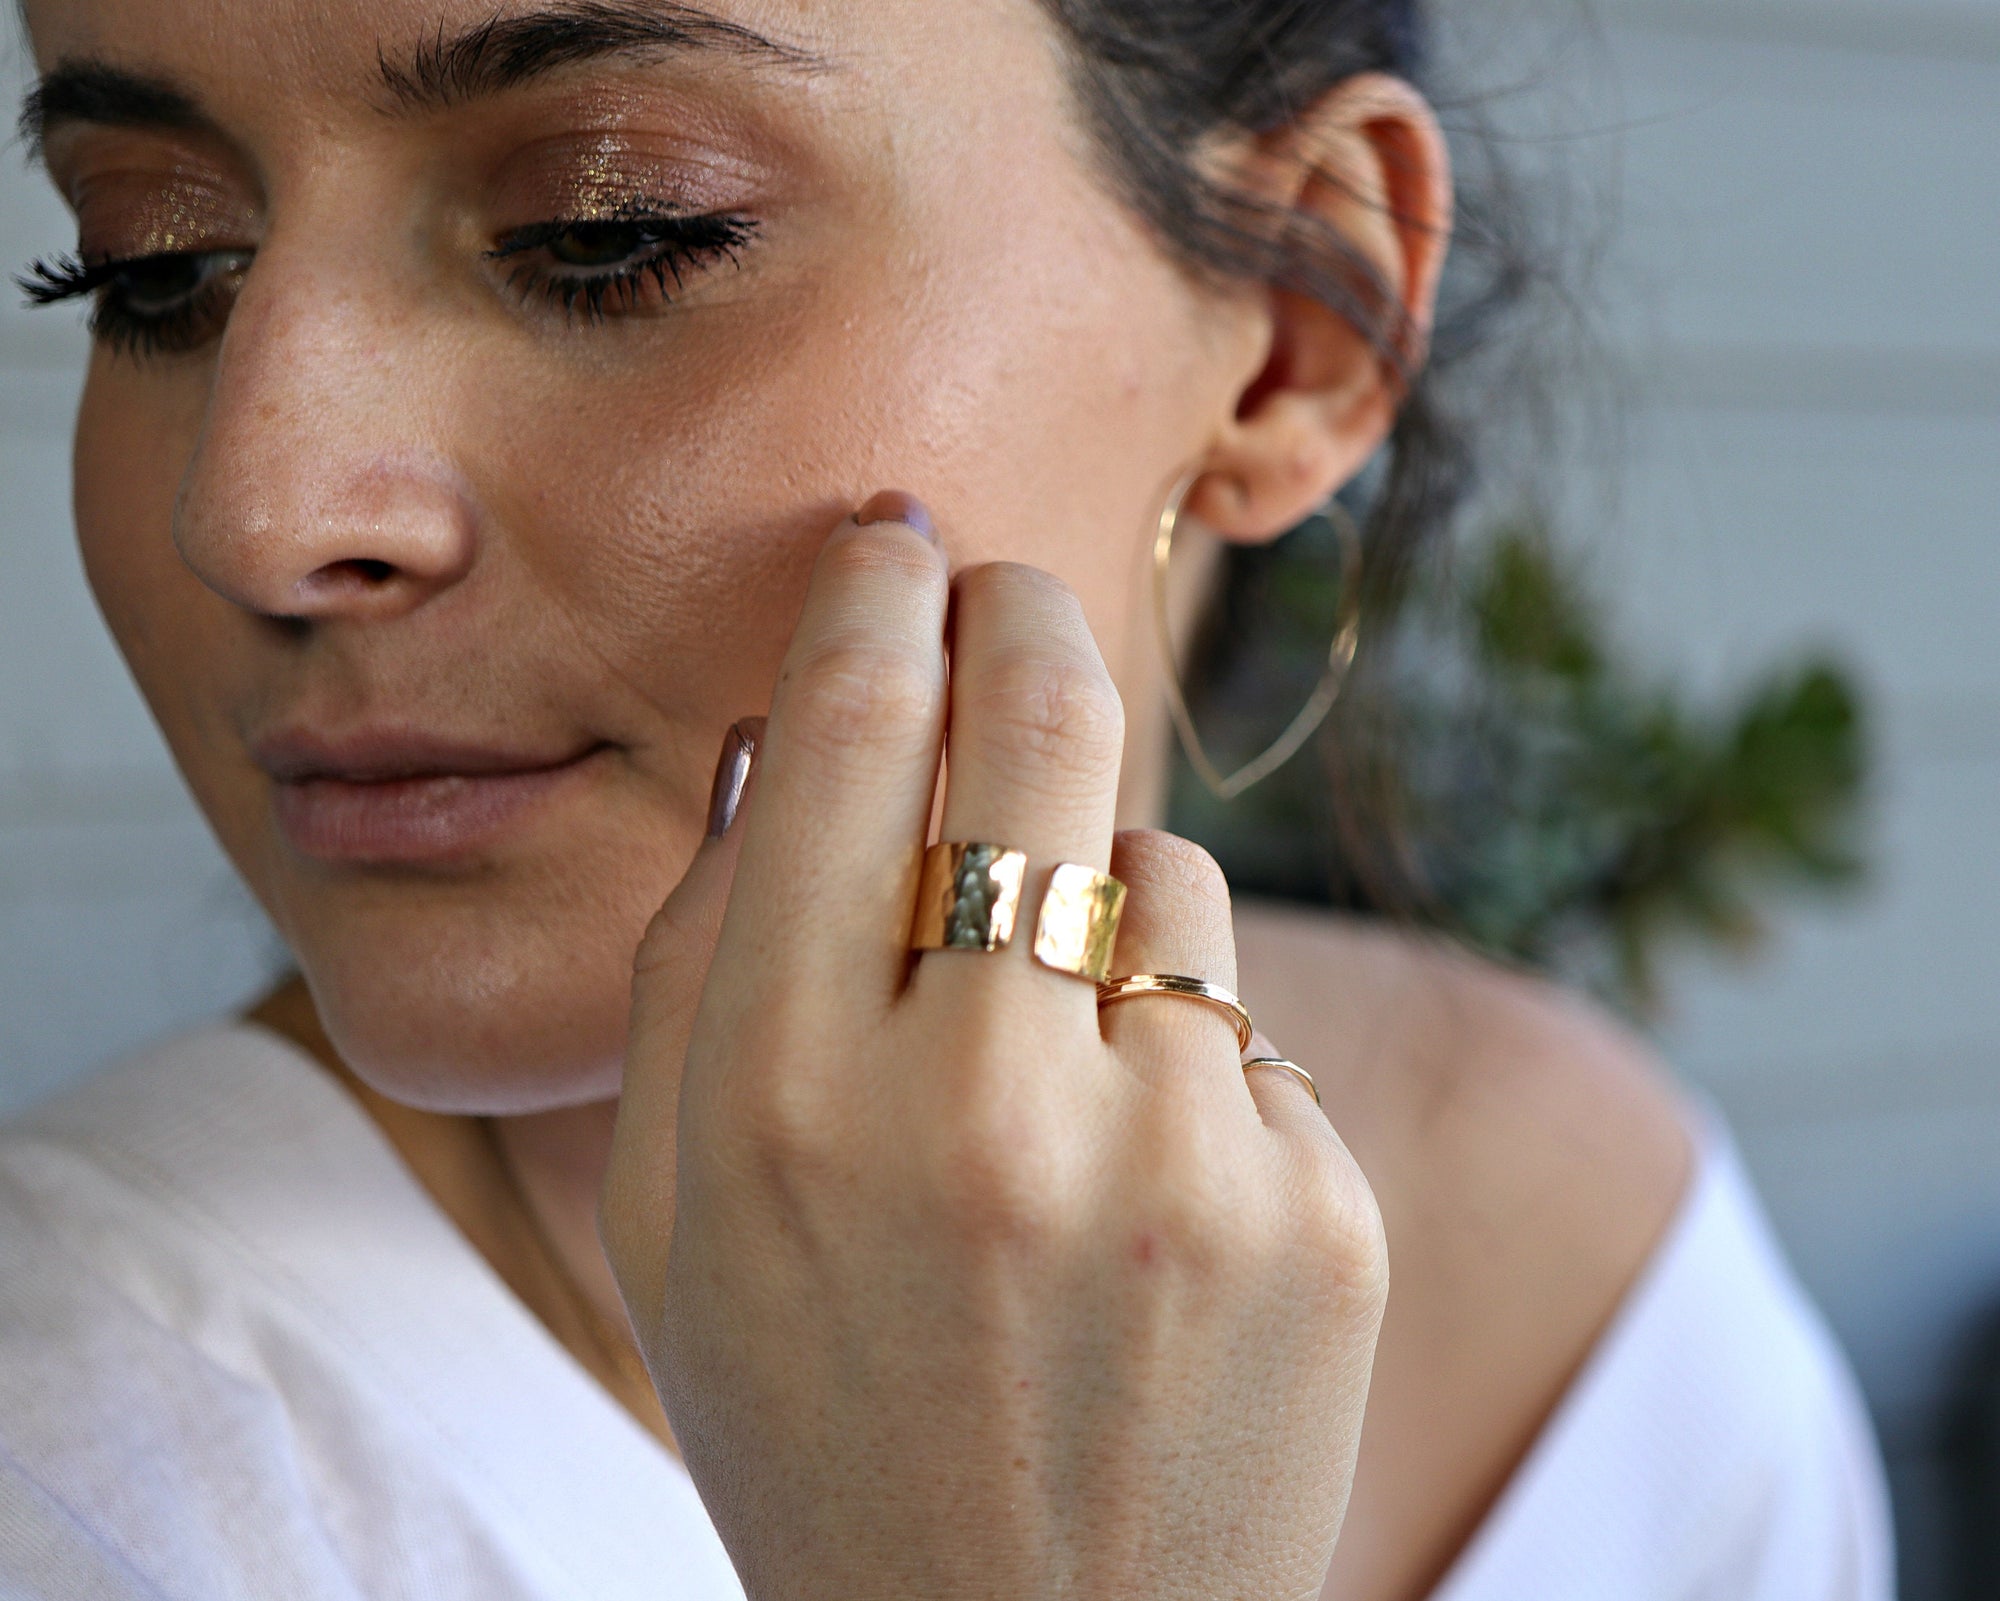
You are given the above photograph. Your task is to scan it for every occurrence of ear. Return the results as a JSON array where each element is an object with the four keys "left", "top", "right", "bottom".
[{"left": 1186, "top": 74, "right": 1453, "bottom": 543}]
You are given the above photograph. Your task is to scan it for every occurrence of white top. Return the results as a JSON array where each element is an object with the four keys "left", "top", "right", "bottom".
[{"left": 0, "top": 1023, "right": 1893, "bottom": 1601}]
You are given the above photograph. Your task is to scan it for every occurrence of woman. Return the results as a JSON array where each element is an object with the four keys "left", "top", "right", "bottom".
[{"left": 0, "top": 0, "right": 1891, "bottom": 1596}]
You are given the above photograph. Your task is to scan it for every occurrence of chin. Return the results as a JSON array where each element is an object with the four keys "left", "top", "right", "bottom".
[{"left": 289, "top": 897, "right": 651, "bottom": 1116}]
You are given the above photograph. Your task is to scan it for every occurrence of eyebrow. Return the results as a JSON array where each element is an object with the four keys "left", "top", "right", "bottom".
[
  {"left": 376, "top": 1, "right": 827, "bottom": 113},
  {"left": 17, "top": 1, "right": 825, "bottom": 154},
  {"left": 17, "top": 63, "right": 212, "bottom": 157}
]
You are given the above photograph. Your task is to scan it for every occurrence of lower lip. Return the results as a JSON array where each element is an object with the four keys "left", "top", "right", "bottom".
[{"left": 272, "top": 752, "right": 604, "bottom": 865}]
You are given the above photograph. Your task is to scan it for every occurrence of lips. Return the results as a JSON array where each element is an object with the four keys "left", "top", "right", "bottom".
[{"left": 254, "top": 730, "right": 609, "bottom": 865}]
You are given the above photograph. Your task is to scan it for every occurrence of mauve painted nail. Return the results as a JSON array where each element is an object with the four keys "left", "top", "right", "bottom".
[
  {"left": 853, "top": 489, "right": 937, "bottom": 543},
  {"left": 706, "top": 719, "right": 763, "bottom": 839}
]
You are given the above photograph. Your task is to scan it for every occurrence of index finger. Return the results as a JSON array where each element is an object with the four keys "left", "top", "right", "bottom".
[{"left": 715, "top": 492, "right": 950, "bottom": 1010}]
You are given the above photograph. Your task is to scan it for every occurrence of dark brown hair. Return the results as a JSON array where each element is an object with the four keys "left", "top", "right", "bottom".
[{"left": 1041, "top": 0, "right": 1541, "bottom": 911}]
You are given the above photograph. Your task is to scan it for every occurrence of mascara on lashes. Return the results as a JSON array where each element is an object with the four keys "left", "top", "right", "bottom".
[
  {"left": 484, "top": 204, "right": 759, "bottom": 321},
  {"left": 14, "top": 204, "right": 759, "bottom": 348}
]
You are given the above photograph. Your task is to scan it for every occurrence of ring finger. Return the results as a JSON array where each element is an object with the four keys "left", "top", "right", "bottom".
[{"left": 1098, "top": 829, "right": 1254, "bottom": 1114}]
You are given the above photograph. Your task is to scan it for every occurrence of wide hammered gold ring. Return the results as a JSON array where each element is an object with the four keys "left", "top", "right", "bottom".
[
  {"left": 1095, "top": 974, "right": 1255, "bottom": 1052},
  {"left": 911, "top": 842, "right": 1028, "bottom": 953},
  {"left": 1033, "top": 864, "right": 1127, "bottom": 984}
]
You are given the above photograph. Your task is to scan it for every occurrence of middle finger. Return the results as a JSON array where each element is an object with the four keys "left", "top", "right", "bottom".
[{"left": 913, "top": 563, "right": 1125, "bottom": 1028}]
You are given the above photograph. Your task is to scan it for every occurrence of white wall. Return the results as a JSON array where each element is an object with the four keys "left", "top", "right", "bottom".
[
  {"left": 2, "top": 3, "right": 1995, "bottom": 1592},
  {"left": 1520, "top": 4, "right": 2000, "bottom": 1589},
  {"left": 1589, "top": 0, "right": 2000, "bottom": 1398}
]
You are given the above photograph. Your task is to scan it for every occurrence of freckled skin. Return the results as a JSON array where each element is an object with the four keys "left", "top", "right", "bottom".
[{"left": 29, "top": 0, "right": 1252, "bottom": 1112}]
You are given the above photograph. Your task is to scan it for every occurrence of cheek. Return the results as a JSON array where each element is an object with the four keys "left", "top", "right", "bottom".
[
  {"left": 72, "top": 360, "right": 286, "bottom": 886},
  {"left": 74, "top": 362, "right": 220, "bottom": 730},
  {"left": 450, "top": 346, "right": 833, "bottom": 746},
  {"left": 824, "top": 149, "right": 1220, "bottom": 606},
  {"left": 461, "top": 202, "right": 1210, "bottom": 732}
]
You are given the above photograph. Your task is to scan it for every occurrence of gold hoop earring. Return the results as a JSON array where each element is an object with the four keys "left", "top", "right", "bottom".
[{"left": 1154, "top": 475, "right": 1364, "bottom": 803}]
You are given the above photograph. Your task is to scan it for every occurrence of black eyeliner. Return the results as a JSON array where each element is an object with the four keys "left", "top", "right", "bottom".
[{"left": 488, "top": 209, "right": 757, "bottom": 323}]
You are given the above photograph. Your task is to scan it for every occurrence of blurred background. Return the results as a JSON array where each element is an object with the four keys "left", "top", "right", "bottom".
[{"left": 3, "top": 2, "right": 1996, "bottom": 1595}]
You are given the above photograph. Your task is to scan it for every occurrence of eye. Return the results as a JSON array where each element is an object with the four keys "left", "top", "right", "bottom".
[
  {"left": 16, "top": 248, "right": 252, "bottom": 358},
  {"left": 486, "top": 206, "right": 758, "bottom": 323},
  {"left": 545, "top": 220, "right": 666, "bottom": 270},
  {"left": 113, "top": 252, "right": 243, "bottom": 316}
]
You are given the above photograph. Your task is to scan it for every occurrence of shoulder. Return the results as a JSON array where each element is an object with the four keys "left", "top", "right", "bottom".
[
  {"left": 0, "top": 1035, "right": 250, "bottom": 1598},
  {"left": 0, "top": 1020, "right": 322, "bottom": 1394},
  {"left": 1426, "top": 1139, "right": 1895, "bottom": 1601},
  {"left": 0, "top": 1020, "right": 369, "bottom": 1457},
  {"left": 0, "top": 1023, "right": 468, "bottom": 1598},
  {"left": 1231, "top": 898, "right": 1692, "bottom": 1287},
  {"left": 1232, "top": 901, "right": 1696, "bottom": 1601}
]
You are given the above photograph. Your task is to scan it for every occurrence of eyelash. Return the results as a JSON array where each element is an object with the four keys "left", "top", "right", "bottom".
[
  {"left": 13, "top": 205, "right": 758, "bottom": 357},
  {"left": 15, "top": 250, "right": 251, "bottom": 358},
  {"left": 487, "top": 206, "right": 759, "bottom": 323}
]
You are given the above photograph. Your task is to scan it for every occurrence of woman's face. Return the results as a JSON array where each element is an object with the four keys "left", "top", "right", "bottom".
[{"left": 21, "top": 0, "right": 1290, "bottom": 1110}]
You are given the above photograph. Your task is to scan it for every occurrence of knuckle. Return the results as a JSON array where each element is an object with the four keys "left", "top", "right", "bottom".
[
  {"left": 1294, "top": 1146, "right": 1391, "bottom": 1302},
  {"left": 783, "top": 636, "right": 941, "bottom": 755},
  {"left": 966, "top": 649, "right": 1125, "bottom": 777},
  {"left": 701, "top": 1043, "right": 844, "bottom": 1178},
  {"left": 1138, "top": 1185, "right": 1239, "bottom": 1278},
  {"left": 925, "top": 1108, "right": 1076, "bottom": 1250},
  {"left": 1144, "top": 1147, "right": 1254, "bottom": 1271},
  {"left": 1116, "top": 829, "right": 1231, "bottom": 911}
]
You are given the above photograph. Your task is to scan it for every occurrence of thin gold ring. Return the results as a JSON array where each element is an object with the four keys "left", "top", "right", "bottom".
[
  {"left": 1243, "top": 1057, "right": 1322, "bottom": 1108},
  {"left": 1095, "top": 974, "right": 1254, "bottom": 1052}
]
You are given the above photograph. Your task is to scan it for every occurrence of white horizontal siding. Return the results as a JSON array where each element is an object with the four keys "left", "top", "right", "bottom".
[
  {"left": 1597, "top": 24, "right": 2000, "bottom": 359},
  {"left": 1576, "top": 405, "right": 2000, "bottom": 705},
  {"left": 1527, "top": 3, "right": 2000, "bottom": 1530},
  {"left": 1600, "top": 0, "right": 2000, "bottom": 62}
]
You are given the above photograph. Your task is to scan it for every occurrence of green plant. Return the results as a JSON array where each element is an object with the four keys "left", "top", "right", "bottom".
[{"left": 1171, "top": 518, "right": 1869, "bottom": 1015}]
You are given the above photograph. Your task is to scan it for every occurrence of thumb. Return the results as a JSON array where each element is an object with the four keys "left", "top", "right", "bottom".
[
  {"left": 628, "top": 717, "right": 764, "bottom": 1058},
  {"left": 601, "top": 718, "right": 762, "bottom": 1292}
]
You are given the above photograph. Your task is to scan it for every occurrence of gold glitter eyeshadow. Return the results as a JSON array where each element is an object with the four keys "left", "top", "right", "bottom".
[{"left": 69, "top": 166, "right": 256, "bottom": 262}]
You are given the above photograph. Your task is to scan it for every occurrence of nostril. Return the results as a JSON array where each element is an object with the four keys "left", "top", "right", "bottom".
[
  {"left": 309, "top": 557, "right": 397, "bottom": 588},
  {"left": 287, "top": 556, "right": 406, "bottom": 613}
]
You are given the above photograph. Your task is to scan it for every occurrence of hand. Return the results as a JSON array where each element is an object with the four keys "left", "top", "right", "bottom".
[{"left": 600, "top": 495, "right": 1388, "bottom": 1601}]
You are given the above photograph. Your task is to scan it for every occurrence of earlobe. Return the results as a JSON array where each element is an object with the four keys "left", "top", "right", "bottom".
[
  {"left": 1185, "top": 374, "right": 1391, "bottom": 541},
  {"left": 1186, "top": 74, "right": 1453, "bottom": 546}
]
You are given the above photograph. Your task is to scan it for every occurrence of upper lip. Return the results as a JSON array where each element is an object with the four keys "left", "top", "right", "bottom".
[{"left": 250, "top": 727, "right": 605, "bottom": 785}]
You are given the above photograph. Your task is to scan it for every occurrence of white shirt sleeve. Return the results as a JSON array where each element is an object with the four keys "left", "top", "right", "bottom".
[{"left": 0, "top": 1026, "right": 743, "bottom": 1601}]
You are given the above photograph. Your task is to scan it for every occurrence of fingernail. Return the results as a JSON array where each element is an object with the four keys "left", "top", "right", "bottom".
[
  {"left": 853, "top": 489, "right": 937, "bottom": 544},
  {"left": 706, "top": 718, "right": 764, "bottom": 839}
]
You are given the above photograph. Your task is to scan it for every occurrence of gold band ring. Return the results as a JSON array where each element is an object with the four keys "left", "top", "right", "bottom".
[
  {"left": 911, "top": 843, "right": 1028, "bottom": 953},
  {"left": 1095, "top": 974, "right": 1255, "bottom": 1052},
  {"left": 1243, "top": 1057, "right": 1322, "bottom": 1107},
  {"left": 1033, "top": 864, "right": 1128, "bottom": 983}
]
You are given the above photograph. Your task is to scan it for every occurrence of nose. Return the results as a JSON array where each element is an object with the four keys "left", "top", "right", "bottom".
[{"left": 173, "top": 252, "right": 479, "bottom": 624}]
